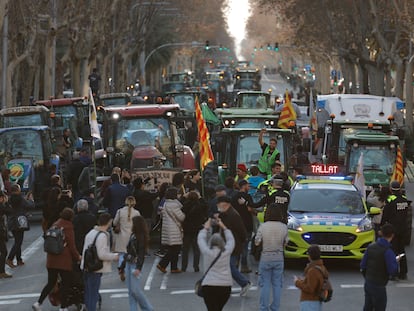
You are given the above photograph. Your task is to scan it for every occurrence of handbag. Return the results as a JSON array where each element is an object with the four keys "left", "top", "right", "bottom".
[
  {"left": 194, "top": 251, "right": 222, "bottom": 297},
  {"left": 16, "top": 215, "right": 30, "bottom": 231},
  {"left": 84, "top": 231, "right": 104, "bottom": 272}
]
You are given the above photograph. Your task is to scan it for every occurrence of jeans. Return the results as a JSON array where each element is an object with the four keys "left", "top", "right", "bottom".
[
  {"left": 126, "top": 262, "right": 153, "bottom": 311},
  {"left": 84, "top": 271, "right": 102, "bottom": 311},
  {"left": 300, "top": 301, "right": 322, "bottom": 311},
  {"left": 230, "top": 255, "right": 249, "bottom": 287},
  {"left": 38, "top": 268, "right": 73, "bottom": 308},
  {"left": 241, "top": 232, "right": 252, "bottom": 267},
  {"left": 363, "top": 280, "right": 387, "bottom": 311},
  {"left": 158, "top": 245, "right": 181, "bottom": 270},
  {"left": 181, "top": 233, "right": 200, "bottom": 271},
  {"left": 258, "top": 260, "right": 284, "bottom": 311},
  {"left": 8, "top": 230, "right": 24, "bottom": 262}
]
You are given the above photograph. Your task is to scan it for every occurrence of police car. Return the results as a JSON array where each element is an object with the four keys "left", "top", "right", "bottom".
[{"left": 285, "top": 175, "right": 381, "bottom": 260}]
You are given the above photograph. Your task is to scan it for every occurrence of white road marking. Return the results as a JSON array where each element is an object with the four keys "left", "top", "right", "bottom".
[
  {"left": 396, "top": 283, "right": 414, "bottom": 287},
  {"left": 0, "top": 300, "right": 21, "bottom": 305},
  {"left": 6, "top": 235, "right": 44, "bottom": 274},
  {"left": 0, "top": 293, "right": 39, "bottom": 299},
  {"left": 340, "top": 284, "right": 364, "bottom": 288},
  {"left": 144, "top": 257, "right": 160, "bottom": 291},
  {"left": 160, "top": 272, "right": 169, "bottom": 290},
  {"left": 110, "top": 294, "right": 128, "bottom": 298}
]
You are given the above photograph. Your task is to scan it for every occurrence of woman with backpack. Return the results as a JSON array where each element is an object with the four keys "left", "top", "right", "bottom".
[
  {"left": 32, "top": 208, "right": 81, "bottom": 311},
  {"left": 120, "top": 215, "right": 153, "bottom": 311}
]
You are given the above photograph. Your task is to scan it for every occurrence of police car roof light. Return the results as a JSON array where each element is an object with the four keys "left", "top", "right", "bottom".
[{"left": 295, "top": 175, "right": 307, "bottom": 181}]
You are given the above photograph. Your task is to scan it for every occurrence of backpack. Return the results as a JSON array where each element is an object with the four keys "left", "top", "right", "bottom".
[
  {"left": 44, "top": 226, "right": 65, "bottom": 254},
  {"left": 314, "top": 265, "right": 333, "bottom": 302},
  {"left": 84, "top": 231, "right": 104, "bottom": 272}
]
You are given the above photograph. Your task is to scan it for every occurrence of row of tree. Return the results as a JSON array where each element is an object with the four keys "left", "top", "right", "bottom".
[
  {"left": 0, "top": 0, "right": 235, "bottom": 108},
  {"left": 247, "top": 0, "right": 414, "bottom": 132}
]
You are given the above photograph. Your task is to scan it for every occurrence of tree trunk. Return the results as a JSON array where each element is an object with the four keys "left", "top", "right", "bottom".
[
  {"left": 405, "top": 57, "right": 414, "bottom": 135},
  {"left": 367, "top": 65, "right": 384, "bottom": 95},
  {"left": 394, "top": 60, "right": 405, "bottom": 99},
  {"left": 72, "top": 58, "right": 81, "bottom": 96},
  {"left": 44, "top": 35, "right": 53, "bottom": 99}
]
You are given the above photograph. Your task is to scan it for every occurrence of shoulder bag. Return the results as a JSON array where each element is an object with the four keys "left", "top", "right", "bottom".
[
  {"left": 194, "top": 251, "right": 222, "bottom": 297},
  {"left": 164, "top": 206, "right": 183, "bottom": 237},
  {"left": 113, "top": 210, "right": 121, "bottom": 234}
]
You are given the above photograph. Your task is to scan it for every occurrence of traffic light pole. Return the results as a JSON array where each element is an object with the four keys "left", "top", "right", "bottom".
[{"left": 143, "top": 42, "right": 222, "bottom": 86}]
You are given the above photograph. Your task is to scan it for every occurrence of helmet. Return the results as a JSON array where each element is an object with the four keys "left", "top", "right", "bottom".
[
  {"left": 271, "top": 174, "right": 284, "bottom": 185},
  {"left": 390, "top": 180, "right": 401, "bottom": 191}
]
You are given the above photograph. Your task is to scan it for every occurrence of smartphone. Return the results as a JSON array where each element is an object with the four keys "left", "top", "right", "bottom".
[{"left": 396, "top": 253, "right": 405, "bottom": 260}]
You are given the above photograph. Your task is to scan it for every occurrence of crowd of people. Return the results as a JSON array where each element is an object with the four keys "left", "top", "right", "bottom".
[{"left": 0, "top": 131, "right": 411, "bottom": 311}]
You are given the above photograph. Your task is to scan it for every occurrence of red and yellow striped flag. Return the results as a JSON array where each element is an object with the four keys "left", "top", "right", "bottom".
[
  {"left": 195, "top": 96, "right": 214, "bottom": 170},
  {"left": 391, "top": 146, "right": 404, "bottom": 185},
  {"left": 277, "top": 90, "right": 297, "bottom": 129}
]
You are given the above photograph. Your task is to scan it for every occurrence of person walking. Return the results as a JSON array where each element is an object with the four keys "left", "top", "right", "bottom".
[
  {"left": 0, "top": 191, "right": 12, "bottom": 278},
  {"left": 120, "top": 215, "right": 153, "bottom": 311},
  {"left": 217, "top": 196, "right": 251, "bottom": 296},
  {"left": 73, "top": 199, "right": 97, "bottom": 254},
  {"left": 103, "top": 173, "right": 131, "bottom": 218},
  {"left": 133, "top": 177, "right": 158, "bottom": 232},
  {"left": 113, "top": 196, "right": 141, "bottom": 281},
  {"left": 157, "top": 187, "right": 185, "bottom": 273},
  {"left": 380, "top": 180, "right": 409, "bottom": 280},
  {"left": 360, "top": 224, "right": 399, "bottom": 311},
  {"left": 255, "top": 207, "right": 288, "bottom": 311},
  {"left": 32, "top": 208, "right": 82, "bottom": 311},
  {"left": 294, "top": 245, "right": 328, "bottom": 311},
  {"left": 197, "top": 218, "right": 235, "bottom": 311},
  {"left": 81, "top": 213, "right": 119, "bottom": 311},
  {"left": 6, "top": 184, "right": 33, "bottom": 268},
  {"left": 181, "top": 191, "right": 208, "bottom": 272}
]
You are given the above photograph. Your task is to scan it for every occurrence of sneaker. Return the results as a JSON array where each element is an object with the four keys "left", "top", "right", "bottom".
[
  {"left": 171, "top": 269, "right": 182, "bottom": 273},
  {"left": 32, "top": 302, "right": 42, "bottom": 311},
  {"left": 157, "top": 264, "right": 166, "bottom": 273},
  {"left": 6, "top": 259, "right": 16, "bottom": 268},
  {"left": 399, "top": 274, "right": 408, "bottom": 280},
  {"left": 0, "top": 272, "right": 12, "bottom": 278},
  {"left": 194, "top": 267, "right": 200, "bottom": 272},
  {"left": 17, "top": 260, "right": 24, "bottom": 266},
  {"left": 154, "top": 250, "right": 166, "bottom": 258},
  {"left": 240, "top": 281, "right": 252, "bottom": 297}
]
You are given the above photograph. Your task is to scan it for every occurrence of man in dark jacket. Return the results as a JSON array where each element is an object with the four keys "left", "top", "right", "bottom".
[
  {"left": 360, "top": 224, "right": 399, "bottom": 310},
  {"left": 133, "top": 177, "right": 158, "bottom": 231},
  {"left": 73, "top": 199, "right": 97, "bottom": 254},
  {"left": 380, "top": 180, "right": 409, "bottom": 280},
  {"left": 103, "top": 173, "right": 131, "bottom": 218},
  {"left": 217, "top": 196, "right": 251, "bottom": 296},
  {"left": 66, "top": 149, "right": 91, "bottom": 201}
]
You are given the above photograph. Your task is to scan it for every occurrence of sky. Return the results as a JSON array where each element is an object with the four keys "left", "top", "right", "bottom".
[{"left": 224, "top": 0, "right": 251, "bottom": 60}]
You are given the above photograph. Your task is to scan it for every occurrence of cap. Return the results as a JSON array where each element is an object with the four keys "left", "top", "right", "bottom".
[
  {"left": 390, "top": 180, "right": 401, "bottom": 191},
  {"left": 215, "top": 184, "right": 226, "bottom": 192},
  {"left": 271, "top": 174, "right": 284, "bottom": 183},
  {"left": 237, "top": 163, "right": 248, "bottom": 172},
  {"left": 238, "top": 179, "right": 249, "bottom": 187},
  {"left": 217, "top": 196, "right": 232, "bottom": 204}
]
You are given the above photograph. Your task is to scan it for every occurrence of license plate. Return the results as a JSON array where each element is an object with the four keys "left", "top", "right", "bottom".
[{"left": 319, "top": 245, "right": 343, "bottom": 252}]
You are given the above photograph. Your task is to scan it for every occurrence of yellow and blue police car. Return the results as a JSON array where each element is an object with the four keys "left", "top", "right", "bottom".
[{"left": 285, "top": 175, "right": 381, "bottom": 260}]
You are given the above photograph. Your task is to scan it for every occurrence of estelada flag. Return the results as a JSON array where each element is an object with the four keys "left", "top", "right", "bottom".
[
  {"left": 277, "top": 90, "right": 297, "bottom": 129},
  {"left": 391, "top": 145, "right": 404, "bottom": 185},
  {"left": 195, "top": 96, "right": 214, "bottom": 170}
]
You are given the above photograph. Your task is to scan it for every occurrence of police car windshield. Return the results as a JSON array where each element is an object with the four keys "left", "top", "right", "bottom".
[{"left": 289, "top": 188, "right": 365, "bottom": 214}]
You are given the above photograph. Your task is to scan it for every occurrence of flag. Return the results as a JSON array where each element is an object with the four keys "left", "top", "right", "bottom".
[
  {"left": 391, "top": 145, "right": 404, "bottom": 185},
  {"left": 89, "top": 88, "right": 101, "bottom": 140},
  {"left": 354, "top": 152, "right": 366, "bottom": 200},
  {"left": 195, "top": 96, "right": 214, "bottom": 170},
  {"left": 201, "top": 102, "right": 220, "bottom": 125},
  {"left": 277, "top": 90, "right": 297, "bottom": 128}
]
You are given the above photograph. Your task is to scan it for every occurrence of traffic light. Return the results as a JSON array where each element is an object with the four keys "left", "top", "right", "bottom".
[
  {"left": 267, "top": 43, "right": 271, "bottom": 50},
  {"left": 205, "top": 40, "right": 210, "bottom": 50},
  {"left": 274, "top": 42, "right": 279, "bottom": 51},
  {"left": 254, "top": 46, "right": 257, "bottom": 52},
  {"left": 219, "top": 44, "right": 223, "bottom": 51}
]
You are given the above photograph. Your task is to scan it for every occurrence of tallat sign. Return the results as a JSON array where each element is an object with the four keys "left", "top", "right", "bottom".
[
  {"left": 311, "top": 164, "right": 339, "bottom": 174},
  {"left": 133, "top": 169, "right": 180, "bottom": 191}
]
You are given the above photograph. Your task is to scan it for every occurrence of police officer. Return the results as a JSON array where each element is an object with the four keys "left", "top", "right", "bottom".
[
  {"left": 264, "top": 175, "right": 290, "bottom": 224},
  {"left": 381, "top": 180, "right": 409, "bottom": 280}
]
